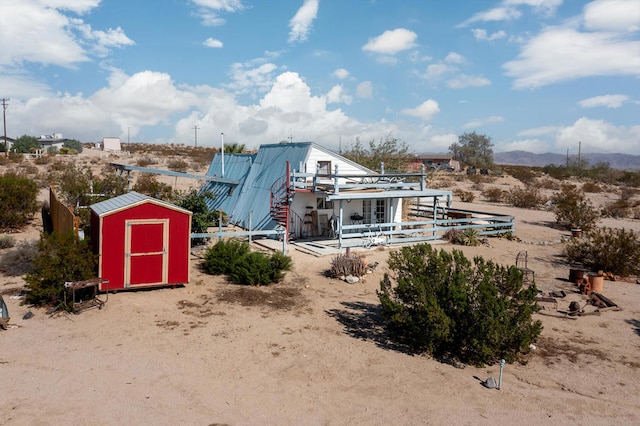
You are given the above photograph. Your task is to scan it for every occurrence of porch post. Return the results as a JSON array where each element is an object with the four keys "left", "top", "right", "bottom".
[
  {"left": 338, "top": 200, "right": 343, "bottom": 248},
  {"left": 333, "top": 164, "right": 339, "bottom": 194},
  {"left": 421, "top": 164, "right": 426, "bottom": 191}
]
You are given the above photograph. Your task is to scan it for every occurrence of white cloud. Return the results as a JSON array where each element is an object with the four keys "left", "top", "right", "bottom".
[
  {"left": 225, "top": 61, "right": 279, "bottom": 96},
  {"left": 459, "top": 0, "right": 562, "bottom": 26},
  {"left": 584, "top": 0, "right": 640, "bottom": 32},
  {"left": 444, "top": 52, "right": 465, "bottom": 64},
  {"left": 447, "top": 74, "right": 491, "bottom": 89},
  {"left": 333, "top": 68, "right": 350, "bottom": 79},
  {"left": 499, "top": 138, "right": 552, "bottom": 153},
  {"left": 504, "top": 27, "right": 640, "bottom": 88},
  {"left": 426, "top": 133, "right": 459, "bottom": 152},
  {"left": 288, "top": 0, "right": 319, "bottom": 43},
  {"left": 362, "top": 28, "right": 418, "bottom": 55},
  {"left": 326, "top": 85, "right": 352, "bottom": 105},
  {"left": 0, "top": 74, "right": 53, "bottom": 99},
  {"left": 0, "top": 1, "right": 133, "bottom": 68},
  {"left": 556, "top": 117, "right": 640, "bottom": 153},
  {"left": 423, "top": 63, "right": 457, "bottom": 80},
  {"left": 400, "top": 100, "right": 440, "bottom": 121},
  {"left": 203, "top": 38, "right": 224, "bottom": 48},
  {"left": 355, "top": 81, "right": 373, "bottom": 99},
  {"left": 579, "top": 94, "right": 629, "bottom": 108},
  {"left": 191, "top": 0, "right": 246, "bottom": 26},
  {"left": 463, "top": 115, "right": 505, "bottom": 128},
  {"left": 472, "top": 28, "right": 507, "bottom": 41}
]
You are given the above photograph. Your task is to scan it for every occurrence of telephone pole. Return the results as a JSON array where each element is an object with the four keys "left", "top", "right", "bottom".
[
  {"left": 2, "top": 98, "right": 8, "bottom": 157},
  {"left": 192, "top": 125, "right": 200, "bottom": 147}
]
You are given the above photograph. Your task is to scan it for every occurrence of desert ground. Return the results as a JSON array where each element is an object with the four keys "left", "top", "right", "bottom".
[{"left": 1, "top": 147, "right": 640, "bottom": 425}]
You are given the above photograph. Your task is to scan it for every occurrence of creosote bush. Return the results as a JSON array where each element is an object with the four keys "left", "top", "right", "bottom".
[
  {"left": 454, "top": 189, "right": 475, "bottom": 202},
  {"left": 24, "top": 232, "right": 97, "bottom": 307},
  {"left": 565, "top": 227, "right": 640, "bottom": 277},
  {"left": 482, "top": 187, "right": 506, "bottom": 203},
  {"left": 506, "top": 186, "right": 547, "bottom": 209},
  {"left": 203, "top": 239, "right": 292, "bottom": 286},
  {"left": 550, "top": 184, "right": 599, "bottom": 232},
  {"left": 329, "top": 253, "right": 367, "bottom": 278},
  {"left": 377, "top": 244, "right": 542, "bottom": 366},
  {"left": 0, "top": 173, "right": 39, "bottom": 230}
]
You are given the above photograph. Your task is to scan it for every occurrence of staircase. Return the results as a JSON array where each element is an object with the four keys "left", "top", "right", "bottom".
[{"left": 270, "top": 162, "right": 303, "bottom": 240}]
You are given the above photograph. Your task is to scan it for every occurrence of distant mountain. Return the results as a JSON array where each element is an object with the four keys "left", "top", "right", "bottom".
[{"left": 494, "top": 151, "right": 640, "bottom": 171}]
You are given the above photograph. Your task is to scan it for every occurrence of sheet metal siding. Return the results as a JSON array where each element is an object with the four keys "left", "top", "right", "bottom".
[
  {"left": 200, "top": 153, "right": 254, "bottom": 217},
  {"left": 90, "top": 191, "right": 191, "bottom": 217}
]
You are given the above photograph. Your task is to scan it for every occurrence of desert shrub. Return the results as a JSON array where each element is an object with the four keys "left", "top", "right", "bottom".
[
  {"left": 230, "top": 251, "right": 292, "bottom": 286},
  {"left": 0, "top": 240, "right": 39, "bottom": 276},
  {"left": 482, "top": 187, "right": 506, "bottom": 203},
  {"left": 203, "top": 239, "right": 250, "bottom": 275},
  {"left": 167, "top": 158, "right": 189, "bottom": 173},
  {"left": 24, "top": 232, "right": 97, "bottom": 307},
  {"left": 454, "top": 189, "right": 475, "bottom": 202},
  {"left": 537, "top": 177, "right": 560, "bottom": 190},
  {"left": 329, "top": 253, "right": 367, "bottom": 278},
  {"left": 506, "top": 187, "right": 547, "bottom": 209},
  {"left": 0, "top": 235, "right": 16, "bottom": 249},
  {"left": 550, "top": 184, "right": 599, "bottom": 231},
  {"left": 203, "top": 239, "right": 291, "bottom": 285},
  {"left": 444, "top": 228, "right": 479, "bottom": 246},
  {"left": 377, "top": 244, "right": 542, "bottom": 366},
  {"left": 133, "top": 173, "right": 177, "bottom": 201},
  {"left": 601, "top": 194, "right": 636, "bottom": 219},
  {"left": 565, "top": 227, "right": 640, "bottom": 276},
  {"left": 506, "top": 166, "right": 538, "bottom": 185},
  {"left": 0, "top": 173, "right": 39, "bottom": 229},
  {"left": 137, "top": 157, "right": 157, "bottom": 167},
  {"left": 581, "top": 181, "right": 602, "bottom": 193}
]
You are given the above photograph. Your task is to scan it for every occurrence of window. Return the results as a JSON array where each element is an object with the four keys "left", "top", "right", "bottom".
[
  {"left": 317, "top": 161, "right": 331, "bottom": 175},
  {"left": 317, "top": 198, "right": 334, "bottom": 210},
  {"left": 362, "top": 199, "right": 386, "bottom": 224}
]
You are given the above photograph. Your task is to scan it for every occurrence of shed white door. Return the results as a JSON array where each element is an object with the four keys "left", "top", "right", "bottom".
[{"left": 124, "top": 219, "right": 169, "bottom": 287}]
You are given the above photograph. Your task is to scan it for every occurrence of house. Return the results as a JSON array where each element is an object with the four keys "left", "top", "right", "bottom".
[
  {"left": 413, "top": 153, "right": 461, "bottom": 172},
  {"left": 200, "top": 142, "right": 513, "bottom": 248},
  {"left": 38, "top": 133, "right": 66, "bottom": 151},
  {"left": 90, "top": 192, "right": 192, "bottom": 291}
]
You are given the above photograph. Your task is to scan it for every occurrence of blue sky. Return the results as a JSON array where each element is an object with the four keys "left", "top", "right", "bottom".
[{"left": 0, "top": 0, "right": 638, "bottom": 155}]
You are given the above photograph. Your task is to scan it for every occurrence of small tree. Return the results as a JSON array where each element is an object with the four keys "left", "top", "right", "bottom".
[
  {"left": 378, "top": 244, "right": 541, "bottom": 366},
  {"left": 11, "top": 135, "right": 41, "bottom": 153},
  {"left": 341, "top": 136, "right": 414, "bottom": 172},
  {"left": 24, "top": 232, "right": 97, "bottom": 307},
  {"left": 450, "top": 132, "right": 494, "bottom": 169},
  {"left": 550, "top": 184, "right": 599, "bottom": 231},
  {"left": 176, "top": 190, "right": 218, "bottom": 246}
]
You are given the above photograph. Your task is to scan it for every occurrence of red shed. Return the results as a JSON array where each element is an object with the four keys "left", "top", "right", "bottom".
[{"left": 90, "top": 192, "right": 192, "bottom": 291}]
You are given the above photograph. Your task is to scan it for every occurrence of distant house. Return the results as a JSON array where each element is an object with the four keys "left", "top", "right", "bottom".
[
  {"left": 413, "top": 153, "right": 461, "bottom": 172},
  {"left": 38, "top": 133, "right": 66, "bottom": 151},
  {"left": 1, "top": 136, "right": 16, "bottom": 152},
  {"left": 103, "top": 137, "right": 122, "bottom": 152}
]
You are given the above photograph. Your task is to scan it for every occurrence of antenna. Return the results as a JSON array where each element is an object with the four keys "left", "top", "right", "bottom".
[
  {"left": 221, "top": 132, "right": 225, "bottom": 177},
  {"left": 2, "top": 98, "right": 8, "bottom": 157}
]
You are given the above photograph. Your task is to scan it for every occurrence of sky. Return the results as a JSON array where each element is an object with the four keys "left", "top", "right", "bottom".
[{"left": 0, "top": 0, "right": 639, "bottom": 156}]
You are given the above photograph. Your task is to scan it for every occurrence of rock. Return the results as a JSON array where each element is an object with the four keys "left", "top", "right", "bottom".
[
  {"left": 482, "top": 377, "right": 497, "bottom": 389},
  {"left": 345, "top": 275, "right": 359, "bottom": 284},
  {"left": 23, "top": 311, "right": 34, "bottom": 320}
]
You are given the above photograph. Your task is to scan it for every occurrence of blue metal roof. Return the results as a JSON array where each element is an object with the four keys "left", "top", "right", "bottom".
[
  {"left": 199, "top": 153, "right": 255, "bottom": 218},
  {"left": 202, "top": 143, "right": 316, "bottom": 230},
  {"left": 90, "top": 191, "right": 191, "bottom": 217}
]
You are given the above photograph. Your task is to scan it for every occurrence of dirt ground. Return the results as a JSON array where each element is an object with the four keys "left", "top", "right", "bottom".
[{"left": 1, "top": 149, "right": 640, "bottom": 425}]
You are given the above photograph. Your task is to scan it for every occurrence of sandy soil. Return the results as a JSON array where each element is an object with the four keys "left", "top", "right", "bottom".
[{"left": 1, "top": 151, "right": 640, "bottom": 425}]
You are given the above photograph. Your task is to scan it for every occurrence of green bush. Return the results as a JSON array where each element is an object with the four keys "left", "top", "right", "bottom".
[
  {"left": 175, "top": 190, "right": 218, "bottom": 246},
  {"left": 203, "top": 239, "right": 250, "bottom": 275},
  {"left": 202, "top": 239, "right": 292, "bottom": 285},
  {"left": 565, "top": 227, "right": 640, "bottom": 277},
  {"left": 0, "top": 235, "right": 16, "bottom": 249},
  {"left": 0, "top": 173, "right": 39, "bottom": 229},
  {"left": 550, "top": 184, "right": 599, "bottom": 231},
  {"left": 133, "top": 173, "right": 177, "bottom": 202},
  {"left": 377, "top": 244, "right": 542, "bottom": 366},
  {"left": 444, "top": 228, "right": 480, "bottom": 246},
  {"left": 0, "top": 240, "right": 38, "bottom": 276},
  {"left": 24, "top": 232, "right": 97, "bottom": 307},
  {"left": 454, "top": 189, "right": 475, "bottom": 202}
]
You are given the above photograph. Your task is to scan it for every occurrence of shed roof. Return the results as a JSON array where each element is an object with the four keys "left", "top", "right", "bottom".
[{"left": 90, "top": 191, "right": 191, "bottom": 217}]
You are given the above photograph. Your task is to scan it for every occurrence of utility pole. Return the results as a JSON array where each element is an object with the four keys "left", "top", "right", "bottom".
[
  {"left": 2, "top": 98, "right": 8, "bottom": 157},
  {"left": 127, "top": 127, "right": 130, "bottom": 145},
  {"left": 192, "top": 125, "right": 200, "bottom": 147}
]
